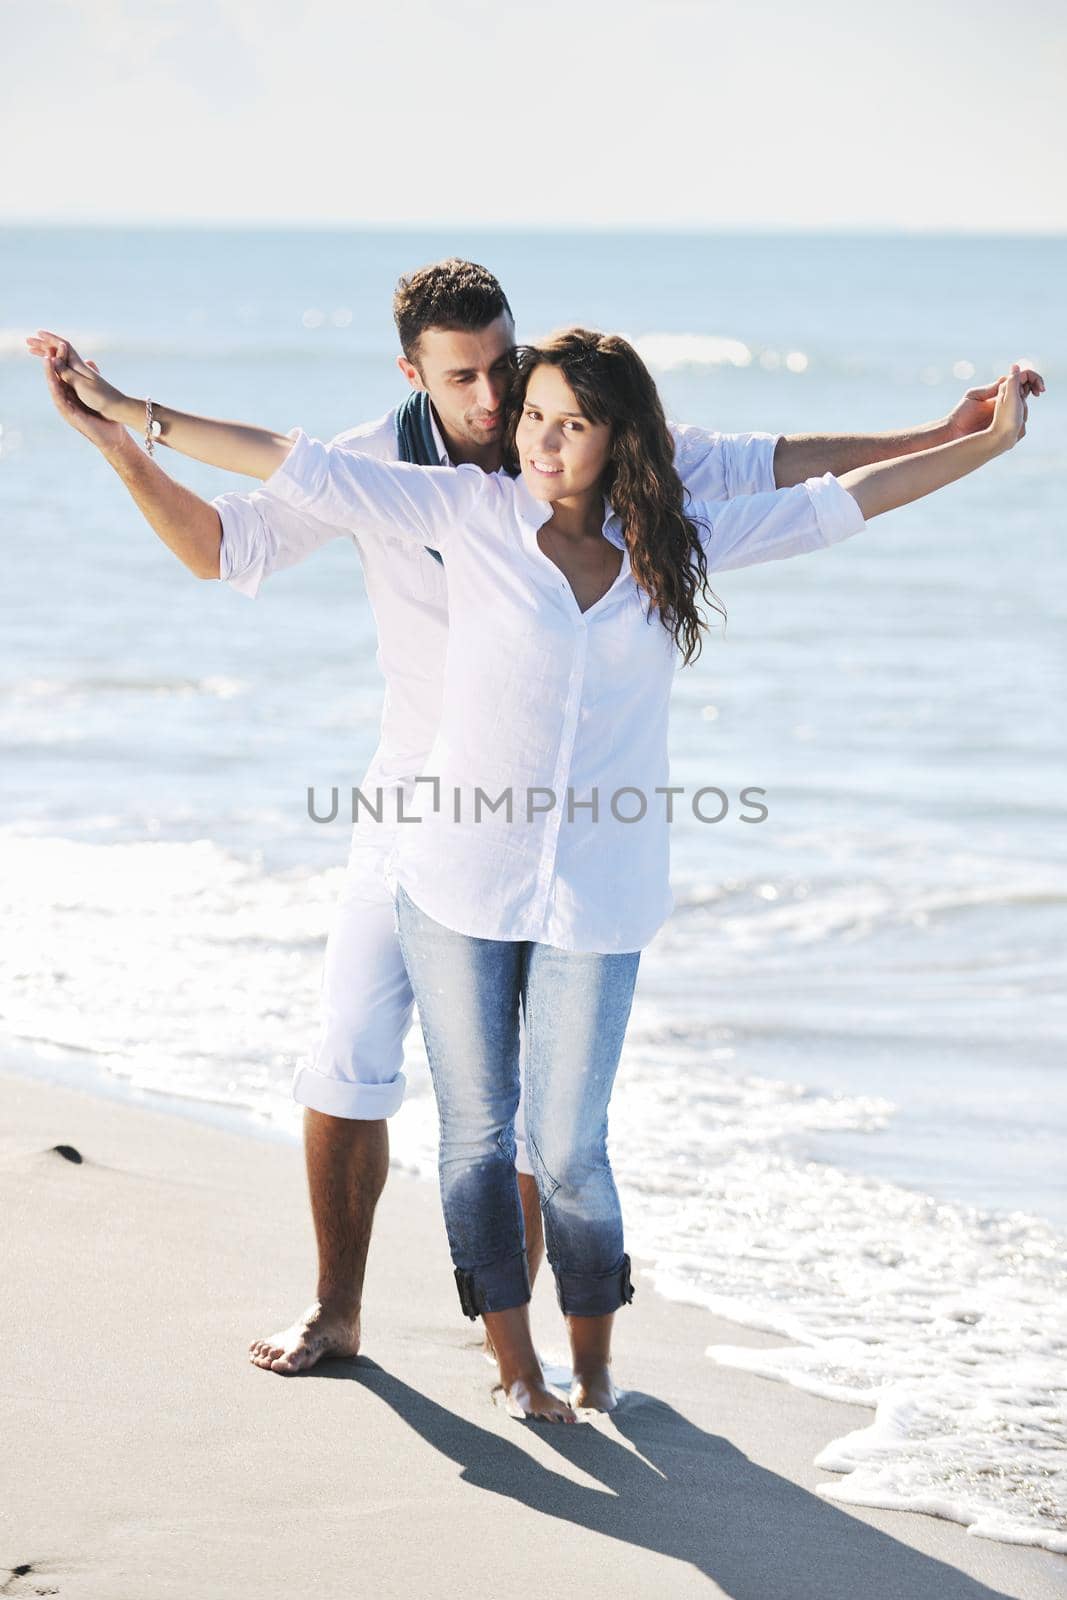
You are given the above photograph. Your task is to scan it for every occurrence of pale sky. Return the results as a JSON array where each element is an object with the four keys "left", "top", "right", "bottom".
[{"left": 4, "top": 0, "right": 1065, "bottom": 231}]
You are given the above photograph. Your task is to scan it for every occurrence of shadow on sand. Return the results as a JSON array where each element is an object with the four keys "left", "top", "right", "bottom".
[{"left": 314, "top": 1357, "right": 1013, "bottom": 1600}]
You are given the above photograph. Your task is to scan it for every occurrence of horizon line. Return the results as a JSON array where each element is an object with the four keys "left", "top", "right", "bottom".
[{"left": 2, "top": 218, "right": 1065, "bottom": 239}]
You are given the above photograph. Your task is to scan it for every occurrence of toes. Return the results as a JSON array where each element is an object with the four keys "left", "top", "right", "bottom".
[{"left": 271, "top": 1348, "right": 310, "bottom": 1374}]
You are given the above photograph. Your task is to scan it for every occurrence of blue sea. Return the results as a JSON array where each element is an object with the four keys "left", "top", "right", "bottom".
[{"left": 1, "top": 226, "right": 1065, "bottom": 1550}]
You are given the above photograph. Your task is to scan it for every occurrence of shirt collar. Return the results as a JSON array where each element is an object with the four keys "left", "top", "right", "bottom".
[
  {"left": 512, "top": 477, "right": 632, "bottom": 584},
  {"left": 513, "top": 476, "right": 625, "bottom": 539},
  {"left": 601, "top": 501, "right": 627, "bottom": 550}
]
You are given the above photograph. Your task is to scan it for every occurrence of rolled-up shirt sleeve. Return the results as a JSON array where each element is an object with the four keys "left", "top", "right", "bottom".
[
  {"left": 212, "top": 428, "right": 353, "bottom": 599},
  {"left": 214, "top": 509, "right": 343, "bottom": 602},
  {"left": 691, "top": 472, "right": 865, "bottom": 573},
  {"left": 721, "top": 430, "right": 781, "bottom": 496},
  {"left": 264, "top": 427, "right": 485, "bottom": 552},
  {"left": 673, "top": 423, "right": 782, "bottom": 501}
]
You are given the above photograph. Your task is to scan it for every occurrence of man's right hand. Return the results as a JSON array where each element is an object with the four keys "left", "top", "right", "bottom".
[{"left": 39, "top": 345, "right": 129, "bottom": 456}]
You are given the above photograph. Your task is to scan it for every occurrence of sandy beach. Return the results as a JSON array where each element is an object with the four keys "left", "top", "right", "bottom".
[{"left": 2, "top": 1067, "right": 1063, "bottom": 1600}]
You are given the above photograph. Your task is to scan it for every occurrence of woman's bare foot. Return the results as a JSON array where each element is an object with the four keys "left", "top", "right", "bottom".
[
  {"left": 483, "top": 1304, "right": 577, "bottom": 1422},
  {"left": 567, "top": 1310, "right": 618, "bottom": 1410},
  {"left": 500, "top": 1374, "right": 577, "bottom": 1423},
  {"left": 570, "top": 1363, "right": 619, "bottom": 1412},
  {"left": 248, "top": 1299, "right": 361, "bottom": 1375},
  {"left": 481, "top": 1175, "right": 544, "bottom": 1366}
]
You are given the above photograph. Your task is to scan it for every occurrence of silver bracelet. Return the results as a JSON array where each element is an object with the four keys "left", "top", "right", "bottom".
[{"left": 144, "top": 397, "right": 162, "bottom": 456}]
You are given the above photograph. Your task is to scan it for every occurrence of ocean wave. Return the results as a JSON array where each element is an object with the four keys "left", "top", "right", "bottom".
[
  {"left": 631, "top": 332, "right": 824, "bottom": 376},
  {"left": 3, "top": 674, "right": 249, "bottom": 704},
  {"left": 669, "top": 860, "right": 1067, "bottom": 947},
  {"left": 659, "top": 1163, "right": 1067, "bottom": 1553},
  {"left": 633, "top": 333, "right": 758, "bottom": 371}
]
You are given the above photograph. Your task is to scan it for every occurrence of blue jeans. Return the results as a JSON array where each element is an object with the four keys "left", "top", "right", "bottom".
[{"left": 395, "top": 883, "right": 640, "bottom": 1319}]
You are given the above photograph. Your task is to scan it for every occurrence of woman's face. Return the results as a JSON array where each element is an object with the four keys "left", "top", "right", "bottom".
[{"left": 514, "top": 364, "right": 613, "bottom": 505}]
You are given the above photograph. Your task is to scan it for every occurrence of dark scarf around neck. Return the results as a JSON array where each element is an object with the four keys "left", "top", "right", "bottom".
[{"left": 395, "top": 390, "right": 445, "bottom": 567}]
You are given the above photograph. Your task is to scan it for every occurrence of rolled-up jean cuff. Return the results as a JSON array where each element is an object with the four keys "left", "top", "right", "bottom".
[
  {"left": 554, "top": 1253, "right": 635, "bottom": 1317},
  {"left": 291, "top": 1063, "right": 407, "bottom": 1120},
  {"left": 454, "top": 1249, "right": 532, "bottom": 1320}
]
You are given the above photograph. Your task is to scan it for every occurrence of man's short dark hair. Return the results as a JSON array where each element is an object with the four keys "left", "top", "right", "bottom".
[{"left": 393, "top": 259, "right": 513, "bottom": 365}]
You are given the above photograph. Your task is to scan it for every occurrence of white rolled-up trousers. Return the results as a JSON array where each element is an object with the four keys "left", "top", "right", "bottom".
[{"left": 291, "top": 819, "right": 534, "bottom": 1176}]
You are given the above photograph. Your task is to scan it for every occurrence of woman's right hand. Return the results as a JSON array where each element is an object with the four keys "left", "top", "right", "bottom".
[
  {"left": 26, "top": 330, "right": 128, "bottom": 422},
  {"left": 986, "top": 365, "right": 1028, "bottom": 455},
  {"left": 40, "top": 348, "right": 129, "bottom": 456}
]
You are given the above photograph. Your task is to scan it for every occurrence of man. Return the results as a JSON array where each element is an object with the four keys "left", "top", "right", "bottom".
[{"left": 32, "top": 259, "right": 1040, "bottom": 1376}]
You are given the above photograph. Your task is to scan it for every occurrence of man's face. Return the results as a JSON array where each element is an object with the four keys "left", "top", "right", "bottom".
[{"left": 399, "top": 314, "right": 515, "bottom": 455}]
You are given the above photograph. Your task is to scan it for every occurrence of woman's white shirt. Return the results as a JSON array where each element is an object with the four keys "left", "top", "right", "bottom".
[
  {"left": 212, "top": 410, "right": 781, "bottom": 793},
  {"left": 265, "top": 429, "right": 866, "bottom": 953}
]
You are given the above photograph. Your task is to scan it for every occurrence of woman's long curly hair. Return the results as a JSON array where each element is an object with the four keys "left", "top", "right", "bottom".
[{"left": 502, "top": 328, "right": 724, "bottom": 665}]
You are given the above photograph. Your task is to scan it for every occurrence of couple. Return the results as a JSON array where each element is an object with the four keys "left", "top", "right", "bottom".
[{"left": 32, "top": 259, "right": 1039, "bottom": 1423}]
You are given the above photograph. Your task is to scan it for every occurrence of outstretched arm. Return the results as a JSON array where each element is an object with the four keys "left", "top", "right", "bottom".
[
  {"left": 39, "top": 354, "right": 482, "bottom": 582},
  {"left": 41, "top": 353, "right": 223, "bottom": 577},
  {"left": 837, "top": 367, "right": 1024, "bottom": 519},
  {"left": 27, "top": 332, "right": 292, "bottom": 480},
  {"left": 695, "top": 369, "right": 1029, "bottom": 574},
  {"left": 772, "top": 364, "right": 1044, "bottom": 487}
]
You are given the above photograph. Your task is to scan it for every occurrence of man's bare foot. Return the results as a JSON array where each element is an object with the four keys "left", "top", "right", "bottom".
[
  {"left": 248, "top": 1300, "right": 361, "bottom": 1375},
  {"left": 570, "top": 1364, "right": 619, "bottom": 1412},
  {"left": 499, "top": 1374, "right": 578, "bottom": 1423}
]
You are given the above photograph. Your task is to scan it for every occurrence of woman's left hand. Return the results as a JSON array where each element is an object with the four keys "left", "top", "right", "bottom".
[
  {"left": 986, "top": 366, "right": 1029, "bottom": 454},
  {"left": 947, "top": 363, "right": 1043, "bottom": 440}
]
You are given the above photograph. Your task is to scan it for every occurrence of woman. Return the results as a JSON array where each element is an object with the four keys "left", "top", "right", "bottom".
[{"left": 253, "top": 329, "right": 1027, "bottom": 1423}]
